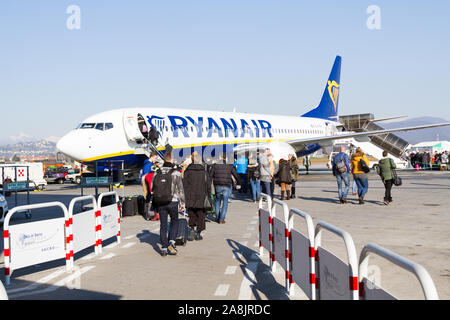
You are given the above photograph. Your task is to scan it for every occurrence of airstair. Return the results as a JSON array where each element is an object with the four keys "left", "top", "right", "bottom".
[{"left": 338, "top": 113, "right": 410, "bottom": 159}]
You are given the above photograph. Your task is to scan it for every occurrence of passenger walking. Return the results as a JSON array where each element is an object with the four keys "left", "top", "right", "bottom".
[
  {"left": 259, "top": 148, "right": 275, "bottom": 199},
  {"left": 276, "top": 158, "right": 292, "bottom": 200},
  {"left": 247, "top": 154, "right": 261, "bottom": 203},
  {"left": 332, "top": 146, "right": 351, "bottom": 204},
  {"left": 142, "top": 152, "right": 158, "bottom": 177},
  {"left": 210, "top": 152, "right": 241, "bottom": 224},
  {"left": 142, "top": 165, "right": 160, "bottom": 221},
  {"left": 182, "top": 153, "right": 211, "bottom": 241},
  {"left": 440, "top": 151, "right": 448, "bottom": 171},
  {"left": 151, "top": 152, "right": 186, "bottom": 257},
  {"left": 234, "top": 153, "right": 249, "bottom": 194},
  {"left": 303, "top": 155, "right": 311, "bottom": 174},
  {"left": 377, "top": 151, "right": 396, "bottom": 205},
  {"left": 288, "top": 154, "right": 299, "bottom": 199},
  {"left": 351, "top": 147, "right": 370, "bottom": 204}
]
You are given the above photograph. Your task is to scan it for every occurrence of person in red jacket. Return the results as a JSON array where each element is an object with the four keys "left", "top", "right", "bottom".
[{"left": 142, "top": 166, "right": 160, "bottom": 221}]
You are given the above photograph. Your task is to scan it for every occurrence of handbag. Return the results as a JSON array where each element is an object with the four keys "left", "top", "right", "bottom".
[
  {"left": 203, "top": 168, "right": 213, "bottom": 210},
  {"left": 360, "top": 158, "right": 371, "bottom": 173},
  {"left": 392, "top": 170, "right": 402, "bottom": 186}
]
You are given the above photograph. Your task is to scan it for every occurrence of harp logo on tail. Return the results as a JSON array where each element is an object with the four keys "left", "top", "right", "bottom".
[{"left": 327, "top": 80, "right": 340, "bottom": 112}]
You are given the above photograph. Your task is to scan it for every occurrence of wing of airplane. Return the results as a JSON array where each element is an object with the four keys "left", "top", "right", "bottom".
[{"left": 288, "top": 122, "right": 450, "bottom": 150}]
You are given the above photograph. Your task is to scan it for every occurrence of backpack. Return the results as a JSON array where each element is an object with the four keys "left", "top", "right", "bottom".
[
  {"left": 152, "top": 168, "right": 175, "bottom": 205},
  {"left": 335, "top": 154, "right": 347, "bottom": 174},
  {"left": 360, "top": 158, "right": 371, "bottom": 173},
  {"left": 249, "top": 164, "right": 261, "bottom": 179}
]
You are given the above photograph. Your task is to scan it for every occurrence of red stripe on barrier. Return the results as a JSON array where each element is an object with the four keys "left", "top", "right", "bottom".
[
  {"left": 3, "top": 230, "right": 8, "bottom": 238},
  {"left": 66, "top": 236, "right": 71, "bottom": 243},
  {"left": 65, "top": 220, "right": 70, "bottom": 227},
  {"left": 118, "top": 218, "right": 121, "bottom": 224},
  {"left": 95, "top": 225, "right": 102, "bottom": 232},
  {"left": 359, "top": 282, "right": 365, "bottom": 297},
  {"left": 4, "top": 249, "right": 9, "bottom": 257},
  {"left": 269, "top": 217, "right": 273, "bottom": 224},
  {"left": 285, "top": 249, "right": 289, "bottom": 259},
  {"left": 95, "top": 239, "right": 102, "bottom": 246},
  {"left": 269, "top": 234, "right": 273, "bottom": 242},
  {"left": 349, "top": 276, "right": 358, "bottom": 291},
  {"left": 5, "top": 268, "right": 10, "bottom": 276},
  {"left": 259, "top": 241, "right": 262, "bottom": 247},
  {"left": 285, "top": 229, "right": 290, "bottom": 238},
  {"left": 117, "top": 231, "right": 121, "bottom": 237},
  {"left": 95, "top": 210, "right": 101, "bottom": 217},
  {"left": 66, "top": 253, "right": 70, "bottom": 260},
  {"left": 309, "top": 247, "right": 315, "bottom": 258},
  {"left": 69, "top": 218, "right": 73, "bottom": 225},
  {"left": 285, "top": 270, "right": 290, "bottom": 280},
  {"left": 310, "top": 273, "right": 316, "bottom": 284}
]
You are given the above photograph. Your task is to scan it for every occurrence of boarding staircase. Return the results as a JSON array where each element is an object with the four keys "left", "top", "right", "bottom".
[
  {"left": 134, "top": 142, "right": 165, "bottom": 161},
  {"left": 338, "top": 113, "right": 410, "bottom": 159}
]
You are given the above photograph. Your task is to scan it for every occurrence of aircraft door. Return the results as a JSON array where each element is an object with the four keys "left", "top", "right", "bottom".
[{"left": 123, "top": 112, "right": 145, "bottom": 143}]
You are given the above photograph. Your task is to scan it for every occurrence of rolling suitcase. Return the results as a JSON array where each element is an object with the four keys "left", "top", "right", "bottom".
[
  {"left": 122, "top": 197, "right": 138, "bottom": 216},
  {"left": 175, "top": 217, "right": 189, "bottom": 246},
  {"left": 137, "top": 195, "right": 145, "bottom": 216}
]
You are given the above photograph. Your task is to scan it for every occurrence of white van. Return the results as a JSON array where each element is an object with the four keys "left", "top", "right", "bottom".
[{"left": 0, "top": 163, "right": 47, "bottom": 191}]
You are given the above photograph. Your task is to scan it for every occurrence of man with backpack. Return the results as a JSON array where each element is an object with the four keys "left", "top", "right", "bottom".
[
  {"left": 151, "top": 152, "right": 186, "bottom": 256},
  {"left": 332, "top": 146, "right": 351, "bottom": 204}
]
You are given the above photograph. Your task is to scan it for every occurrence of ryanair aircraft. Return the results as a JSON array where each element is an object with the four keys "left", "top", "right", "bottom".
[{"left": 56, "top": 56, "right": 450, "bottom": 173}]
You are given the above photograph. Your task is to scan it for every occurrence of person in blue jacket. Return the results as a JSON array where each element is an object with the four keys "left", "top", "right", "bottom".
[
  {"left": 234, "top": 153, "right": 249, "bottom": 194},
  {"left": 332, "top": 146, "right": 351, "bottom": 204}
]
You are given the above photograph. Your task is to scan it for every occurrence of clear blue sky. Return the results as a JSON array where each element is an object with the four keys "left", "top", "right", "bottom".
[{"left": 1, "top": 1, "right": 449, "bottom": 144}]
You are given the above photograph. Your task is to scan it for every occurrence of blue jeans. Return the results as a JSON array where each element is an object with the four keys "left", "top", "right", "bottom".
[
  {"left": 261, "top": 181, "right": 271, "bottom": 198},
  {"left": 354, "top": 175, "right": 369, "bottom": 197},
  {"left": 249, "top": 178, "right": 261, "bottom": 201},
  {"left": 215, "top": 186, "right": 232, "bottom": 221},
  {"left": 336, "top": 172, "right": 350, "bottom": 199}
]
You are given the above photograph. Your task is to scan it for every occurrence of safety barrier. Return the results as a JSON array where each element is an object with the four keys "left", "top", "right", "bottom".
[
  {"left": 67, "top": 195, "right": 98, "bottom": 268},
  {"left": 0, "top": 279, "right": 7, "bottom": 300},
  {"left": 359, "top": 243, "right": 439, "bottom": 300},
  {"left": 271, "top": 199, "right": 291, "bottom": 294},
  {"left": 3, "top": 202, "right": 71, "bottom": 286},
  {"left": 97, "top": 191, "right": 121, "bottom": 253},
  {"left": 314, "top": 221, "right": 359, "bottom": 300},
  {"left": 288, "top": 208, "right": 316, "bottom": 300},
  {"left": 258, "top": 193, "right": 273, "bottom": 269}
]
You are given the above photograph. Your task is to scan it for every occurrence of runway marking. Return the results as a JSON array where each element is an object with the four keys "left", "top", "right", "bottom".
[
  {"left": 224, "top": 266, "right": 237, "bottom": 275},
  {"left": 80, "top": 253, "right": 96, "bottom": 261},
  {"left": 121, "top": 242, "right": 136, "bottom": 249},
  {"left": 247, "top": 226, "right": 256, "bottom": 231},
  {"left": 238, "top": 262, "right": 258, "bottom": 300},
  {"left": 8, "top": 266, "right": 95, "bottom": 299},
  {"left": 124, "top": 235, "right": 135, "bottom": 240},
  {"left": 243, "top": 233, "right": 252, "bottom": 238},
  {"left": 103, "top": 242, "right": 118, "bottom": 249},
  {"left": 214, "top": 284, "right": 230, "bottom": 296},
  {"left": 100, "top": 253, "right": 115, "bottom": 260},
  {"left": 6, "top": 268, "right": 67, "bottom": 294}
]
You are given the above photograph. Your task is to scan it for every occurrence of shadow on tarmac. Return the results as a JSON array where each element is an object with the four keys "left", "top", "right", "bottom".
[{"left": 226, "top": 239, "right": 290, "bottom": 300}]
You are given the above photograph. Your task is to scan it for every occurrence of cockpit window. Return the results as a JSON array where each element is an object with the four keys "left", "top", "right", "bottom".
[
  {"left": 80, "top": 123, "right": 96, "bottom": 129},
  {"left": 95, "top": 123, "right": 104, "bottom": 131},
  {"left": 105, "top": 123, "right": 114, "bottom": 130}
]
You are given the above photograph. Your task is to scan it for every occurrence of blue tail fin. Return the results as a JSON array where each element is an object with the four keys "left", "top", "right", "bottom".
[{"left": 301, "top": 56, "right": 341, "bottom": 121}]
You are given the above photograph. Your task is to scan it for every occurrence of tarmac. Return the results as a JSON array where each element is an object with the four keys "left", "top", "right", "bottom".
[{"left": 1, "top": 164, "right": 449, "bottom": 300}]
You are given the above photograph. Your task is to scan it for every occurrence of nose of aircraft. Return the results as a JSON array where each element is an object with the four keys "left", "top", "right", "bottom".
[{"left": 56, "top": 132, "right": 80, "bottom": 160}]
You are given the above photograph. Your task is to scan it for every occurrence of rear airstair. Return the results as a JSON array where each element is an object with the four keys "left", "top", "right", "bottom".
[{"left": 338, "top": 114, "right": 410, "bottom": 159}]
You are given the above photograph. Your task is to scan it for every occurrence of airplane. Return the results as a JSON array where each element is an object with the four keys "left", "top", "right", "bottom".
[{"left": 56, "top": 56, "right": 450, "bottom": 177}]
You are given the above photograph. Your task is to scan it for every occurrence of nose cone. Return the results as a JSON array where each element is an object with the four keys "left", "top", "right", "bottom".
[{"left": 57, "top": 131, "right": 80, "bottom": 160}]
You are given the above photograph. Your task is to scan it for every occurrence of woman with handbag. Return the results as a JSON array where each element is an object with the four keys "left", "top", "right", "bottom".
[
  {"left": 182, "top": 153, "right": 212, "bottom": 241},
  {"left": 377, "top": 151, "right": 397, "bottom": 205},
  {"left": 247, "top": 154, "right": 261, "bottom": 203},
  {"left": 351, "top": 147, "right": 370, "bottom": 204}
]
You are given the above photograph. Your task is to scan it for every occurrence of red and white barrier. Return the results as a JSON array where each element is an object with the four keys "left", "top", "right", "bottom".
[
  {"left": 97, "top": 191, "right": 121, "bottom": 252},
  {"left": 271, "top": 199, "right": 291, "bottom": 295},
  {"left": 258, "top": 193, "right": 273, "bottom": 269},
  {"left": 314, "top": 221, "right": 359, "bottom": 300},
  {"left": 288, "top": 208, "right": 316, "bottom": 300},
  {"left": 3, "top": 202, "right": 71, "bottom": 286},
  {"left": 67, "top": 195, "right": 98, "bottom": 268},
  {"left": 359, "top": 243, "right": 439, "bottom": 300}
]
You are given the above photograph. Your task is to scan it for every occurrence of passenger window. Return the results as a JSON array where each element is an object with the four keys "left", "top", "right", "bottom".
[
  {"left": 105, "top": 123, "right": 114, "bottom": 130},
  {"left": 95, "top": 123, "right": 104, "bottom": 131}
]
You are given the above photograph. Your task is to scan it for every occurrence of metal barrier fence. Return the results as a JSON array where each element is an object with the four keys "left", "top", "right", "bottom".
[
  {"left": 256, "top": 200, "right": 439, "bottom": 300},
  {"left": 359, "top": 243, "right": 439, "bottom": 300}
]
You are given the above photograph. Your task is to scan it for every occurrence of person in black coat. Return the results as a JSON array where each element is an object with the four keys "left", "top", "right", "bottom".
[
  {"left": 182, "top": 153, "right": 211, "bottom": 240},
  {"left": 276, "top": 158, "right": 292, "bottom": 200}
]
